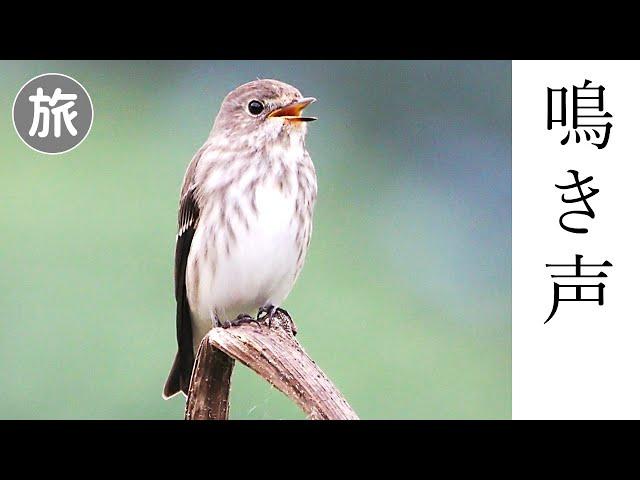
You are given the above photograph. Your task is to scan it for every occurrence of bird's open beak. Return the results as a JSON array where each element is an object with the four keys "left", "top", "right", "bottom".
[{"left": 268, "top": 97, "right": 317, "bottom": 122}]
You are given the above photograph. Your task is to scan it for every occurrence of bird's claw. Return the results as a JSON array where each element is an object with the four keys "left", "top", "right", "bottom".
[
  {"left": 221, "top": 313, "right": 261, "bottom": 329},
  {"left": 256, "top": 306, "right": 272, "bottom": 326},
  {"left": 257, "top": 306, "right": 296, "bottom": 334},
  {"left": 257, "top": 305, "right": 281, "bottom": 327}
]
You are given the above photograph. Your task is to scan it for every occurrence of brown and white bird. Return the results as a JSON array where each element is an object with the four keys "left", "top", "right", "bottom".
[{"left": 163, "top": 79, "right": 318, "bottom": 399}]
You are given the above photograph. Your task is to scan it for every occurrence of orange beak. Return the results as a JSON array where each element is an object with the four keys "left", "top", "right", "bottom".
[{"left": 268, "top": 97, "right": 317, "bottom": 122}]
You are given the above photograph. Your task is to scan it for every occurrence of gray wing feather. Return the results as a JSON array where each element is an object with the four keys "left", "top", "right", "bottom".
[{"left": 164, "top": 147, "right": 205, "bottom": 398}]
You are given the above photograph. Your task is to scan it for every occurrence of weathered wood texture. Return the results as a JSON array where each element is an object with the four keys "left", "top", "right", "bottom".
[
  {"left": 185, "top": 341, "right": 235, "bottom": 420},
  {"left": 185, "top": 310, "right": 358, "bottom": 420}
]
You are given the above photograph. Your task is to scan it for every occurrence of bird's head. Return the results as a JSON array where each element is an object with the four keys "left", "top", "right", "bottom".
[{"left": 210, "top": 79, "right": 316, "bottom": 144}]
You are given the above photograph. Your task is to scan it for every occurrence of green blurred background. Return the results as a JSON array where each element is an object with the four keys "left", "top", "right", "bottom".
[{"left": 0, "top": 61, "right": 511, "bottom": 419}]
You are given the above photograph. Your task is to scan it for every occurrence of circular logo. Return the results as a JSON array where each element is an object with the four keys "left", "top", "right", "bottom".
[{"left": 12, "top": 73, "right": 93, "bottom": 155}]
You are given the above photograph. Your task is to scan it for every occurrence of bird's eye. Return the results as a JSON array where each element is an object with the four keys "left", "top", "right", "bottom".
[{"left": 248, "top": 100, "right": 264, "bottom": 115}]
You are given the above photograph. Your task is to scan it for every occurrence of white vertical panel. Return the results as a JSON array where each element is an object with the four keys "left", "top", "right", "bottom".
[{"left": 513, "top": 60, "right": 640, "bottom": 419}]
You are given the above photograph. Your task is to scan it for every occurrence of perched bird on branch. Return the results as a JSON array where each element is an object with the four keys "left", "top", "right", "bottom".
[{"left": 163, "top": 79, "right": 318, "bottom": 399}]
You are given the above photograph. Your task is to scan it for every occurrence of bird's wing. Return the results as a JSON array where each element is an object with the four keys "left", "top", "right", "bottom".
[{"left": 164, "top": 148, "right": 203, "bottom": 398}]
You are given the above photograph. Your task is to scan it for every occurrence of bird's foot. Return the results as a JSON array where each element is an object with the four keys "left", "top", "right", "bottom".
[
  {"left": 257, "top": 306, "right": 297, "bottom": 335},
  {"left": 256, "top": 305, "right": 277, "bottom": 327},
  {"left": 221, "top": 313, "right": 261, "bottom": 329}
]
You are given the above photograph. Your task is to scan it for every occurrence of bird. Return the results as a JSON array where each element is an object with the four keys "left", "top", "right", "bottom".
[{"left": 163, "top": 79, "right": 318, "bottom": 399}]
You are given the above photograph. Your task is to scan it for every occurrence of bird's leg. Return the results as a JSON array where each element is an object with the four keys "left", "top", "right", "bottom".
[
  {"left": 221, "top": 313, "right": 261, "bottom": 329},
  {"left": 256, "top": 305, "right": 270, "bottom": 323},
  {"left": 210, "top": 310, "right": 223, "bottom": 328},
  {"left": 257, "top": 305, "right": 297, "bottom": 335},
  {"left": 256, "top": 305, "right": 276, "bottom": 326}
]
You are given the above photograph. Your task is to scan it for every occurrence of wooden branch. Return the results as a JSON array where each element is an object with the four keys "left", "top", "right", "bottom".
[
  {"left": 185, "top": 310, "right": 358, "bottom": 420},
  {"left": 185, "top": 340, "right": 235, "bottom": 420}
]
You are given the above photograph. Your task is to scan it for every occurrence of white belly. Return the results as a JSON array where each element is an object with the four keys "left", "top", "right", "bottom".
[{"left": 186, "top": 180, "right": 302, "bottom": 350}]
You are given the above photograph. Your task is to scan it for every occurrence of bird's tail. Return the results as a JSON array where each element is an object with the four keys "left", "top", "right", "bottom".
[{"left": 162, "top": 352, "right": 188, "bottom": 399}]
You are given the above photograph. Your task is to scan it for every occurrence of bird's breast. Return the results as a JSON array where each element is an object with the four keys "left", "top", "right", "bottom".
[{"left": 186, "top": 172, "right": 307, "bottom": 326}]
